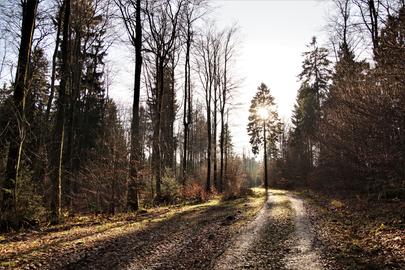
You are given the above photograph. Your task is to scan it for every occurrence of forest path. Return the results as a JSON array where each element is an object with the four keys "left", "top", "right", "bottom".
[
  {"left": 213, "top": 190, "right": 329, "bottom": 270},
  {"left": 49, "top": 190, "right": 265, "bottom": 270},
  {"left": 1, "top": 189, "right": 335, "bottom": 270}
]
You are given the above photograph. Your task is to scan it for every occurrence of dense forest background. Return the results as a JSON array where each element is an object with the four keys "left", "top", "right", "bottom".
[
  {"left": 0, "top": 0, "right": 404, "bottom": 230},
  {"left": 0, "top": 0, "right": 260, "bottom": 229},
  {"left": 272, "top": 0, "right": 405, "bottom": 200}
]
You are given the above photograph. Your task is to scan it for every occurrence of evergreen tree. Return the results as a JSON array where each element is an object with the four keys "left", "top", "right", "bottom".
[
  {"left": 26, "top": 47, "right": 49, "bottom": 194},
  {"left": 62, "top": 0, "right": 111, "bottom": 210},
  {"left": 247, "top": 83, "right": 281, "bottom": 156},
  {"left": 298, "top": 37, "right": 331, "bottom": 120},
  {"left": 289, "top": 37, "right": 331, "bottom": 179},
  {"left": 247, "top": 83, "right": 281, "bottom": 190}
]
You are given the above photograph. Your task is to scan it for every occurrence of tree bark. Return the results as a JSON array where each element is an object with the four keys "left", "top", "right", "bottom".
[
  {"left": 153, "top": 59, "right": 164, "bottom": 197},
  {"left": 65, "top": 29, "right": 81, "bottom": 211},
  {"left": 263, "top": 120, "right": 269, "bottom": 191},
  {"left": 219, "top": 109, "right": 225, "bottom": 192},
  {"left": 50, "top": 0, "right": 70, "bottom": 224},
  {"left": 205, "top": 81, "right": 212, "bottom": 192},
  {"left": 224, "top": 112, "right": 229, "bottom": 183},
  {"left": 182, "top": 22, "right": 191, "bottom": 185},
  {"left": 2, "top": 0, "right": 38, "bottom": 214},
  {"left": 213, "top": 75, "right": 218, "bottom": 191},
  {"left": 45, "top": 7, "right": 63, "bottom": 122},
  {"left": 127, "top": 0, "right": 142, "bottom": 211}
]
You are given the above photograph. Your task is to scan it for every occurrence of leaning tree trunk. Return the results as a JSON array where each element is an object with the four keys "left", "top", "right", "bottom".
[{"left": 1, "top": 0, "right": 38, "bottom": 216}]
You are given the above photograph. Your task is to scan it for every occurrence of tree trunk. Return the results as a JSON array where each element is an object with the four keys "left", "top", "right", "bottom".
[
  {"left": 153, "top": 59, "right": 164, "bottom": 197},
  {"left": 213, "top": 84, "right": 218, "bottom": 191},
  {"left": 45, "top": 7, "right": 62, "bottom": 121},
  {"left": 110, "top": 140, "right": 116, "bottom": 214},
  {"left": 182, "top": 24, "right": 191, "bottom": 185},
  {"left": 263, "top": 121, "right": 269, "bottom": 191},
  {"left": 50, "top": 0, "right": 70, "bottom": 224},
  {"left": 127, "top": 0, "right": 142, "bottom": 211},
  {"left": 169, "top": 58, "right": 175, "bottom": 171},
  {"left": 65, "top": 29, "right": 81, "bottom": 212},
  {"left": 224, "top": 119, "right": 229, "bottom": 183},
  {"left": 1, "top": 0, "right": 38, "bottom": 215},
  {"left": 161, "top": 59, "right": 175, "bottom": 171},
  {"left": 206, "top": 82, "right": 212, "bottom": 192},
  {"left": 219, "top": 110, "right": 225, "bottom": 192}
]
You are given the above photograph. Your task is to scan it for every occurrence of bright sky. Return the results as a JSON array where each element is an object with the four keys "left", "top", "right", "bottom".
[
  {"left": 211, "top": 0, "right": 331, "bottom": 155},
  {"left": 109, "top": 0, "right": 332, "bottom": 156}
]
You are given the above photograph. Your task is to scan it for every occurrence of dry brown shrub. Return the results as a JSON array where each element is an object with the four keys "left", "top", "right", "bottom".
[{"left": 181, "top": 182, "right": 209, "bottom": 203}]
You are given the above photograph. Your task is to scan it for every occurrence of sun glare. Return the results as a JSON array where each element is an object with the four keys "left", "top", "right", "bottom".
[{"left": 257, "top": 106, "right": 270, "bottom": 120}]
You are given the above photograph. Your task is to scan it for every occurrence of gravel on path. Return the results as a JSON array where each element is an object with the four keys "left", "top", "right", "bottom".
[{"left": 214, "top": 190, "right": 329, "bottom": 270}]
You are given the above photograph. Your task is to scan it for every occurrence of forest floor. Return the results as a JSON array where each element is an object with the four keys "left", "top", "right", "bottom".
[
  {"left": 0, "top": 188, "right": 404, "bottom": 270},
  {"left": 301, "top": 189, "right": 405, "bottom": 270},
  {"left": 0, "top": 188, "right": 265, "bottom": 269}
]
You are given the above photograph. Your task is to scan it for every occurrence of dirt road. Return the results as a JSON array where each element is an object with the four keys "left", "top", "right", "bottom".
[
  {"left": 1, "top": 190, "right": 335, "bottom": 270},
  {"left": 214, "top": 190, "right": 331, "bottom": 270},
  {"left": 81, "top": 190, "right": 330, "bottom": 270}
]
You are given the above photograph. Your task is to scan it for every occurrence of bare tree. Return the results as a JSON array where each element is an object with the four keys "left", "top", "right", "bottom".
[
  {"left": 195, "top": 24, "right": 217, "bottom": 192},
  {"left": 180, "top": 0, "right": 206, "bottom": 185},
  {"left": 144, "top": 0, "right": 184, "bottom": 197},
  {"left": 354, "top": 0, "right": 381, "bottom": 51},
  {"left": 219, "top": 25, "right": 238, "bottom": 192},
  {"left": 194, "top": 22, "right": 239, "bottom": 193},
  {"left": 115, "top": 0, "right": 143, "bottom": 210}
]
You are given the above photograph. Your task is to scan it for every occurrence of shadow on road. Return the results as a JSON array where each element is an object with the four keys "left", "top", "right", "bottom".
[{"left": 58, "top": 197, "right": 254, "bottom": 270}]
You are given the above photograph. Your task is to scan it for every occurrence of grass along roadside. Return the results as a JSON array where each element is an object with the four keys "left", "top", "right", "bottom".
[{"left": 0, "top": 188, "right": 266, "bottom": 269}]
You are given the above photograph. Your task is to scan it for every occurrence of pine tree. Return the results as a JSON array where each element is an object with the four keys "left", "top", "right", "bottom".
[
  {"left": 62, "top": 0, "right": 110, "bottom": 210},
  {"left": 26, "top": 47, "right": 49, "bottom": 194},
  {"left": 290, "top": 37, "right": 331, "bottom": 179},
  {"left": 247, "top": 83, "right": 281, "bottom": 189},
  {"left": 298, "top": 37, "right": 331, "bottom": 114},
  {"left": 247, "top": 83, "right": 281, "bottom": 155}
]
